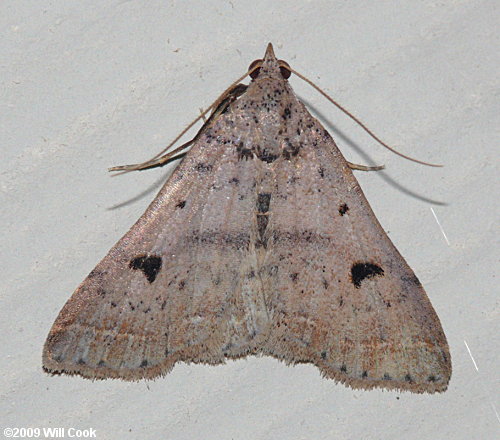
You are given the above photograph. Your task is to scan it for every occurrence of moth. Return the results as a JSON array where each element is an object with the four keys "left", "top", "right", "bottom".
[{"left": 43, "top": 44, "right": 451, "bottom": 393}]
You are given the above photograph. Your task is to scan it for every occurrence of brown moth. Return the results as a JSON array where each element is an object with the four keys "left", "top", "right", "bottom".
[{"left": 43, "top": 44, "right": 451, "bottom": 393}]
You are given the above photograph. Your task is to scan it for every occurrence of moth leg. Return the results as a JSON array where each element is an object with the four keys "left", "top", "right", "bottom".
[
  {"left": 199, "top": 108, "right": 207, "bottom": 123},
  {"left": 109, "top": 141, "right": 191, "bottom": 172},
  {"left": 109, "top": 84, "right": 248, "bottom": 173},
  {"left": 347, "top": 161, "right": 385, "bottom": 171}
]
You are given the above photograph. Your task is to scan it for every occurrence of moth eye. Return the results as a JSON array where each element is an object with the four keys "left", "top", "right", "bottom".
[
  {"left": 248, "top": 59, "right": 263, "bottom": 79},
  {"left": 278, "top": 60, "right": 291, "bottom": 79}
]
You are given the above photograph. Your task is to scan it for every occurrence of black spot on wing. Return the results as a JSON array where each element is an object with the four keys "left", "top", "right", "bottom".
[
  {"left": 405, "top": 374, "right": 414, "bottom": 383},
  {"left": 256, "top": 146, "right": 278, "bottom": 163},
  {"left": 281, "top": 106, "right": 292, "bottom": 120},
  {"left": 257, "top": 193, "right": 271, "bottom": 213},
  {"left": 237, "top": 142, "right": 253, "bottom": 161},
  {"left": 338, "top": 203, "right": 349, "bottom": 216},
  {"left": 176, "top": 200, "right": 186, "bottom": 209},
  {"left": 195, "top": 162, "right": 213, "bottom": 172},
  {"left": 257, "top": 214, "right": 269, "bottom": 238},
  {"left": 129, "top": 255, "right": 162, "bottom": 283},
  {"left": 350, "top": 262, "right": 384, "bottom": 288},
  {"left": 282, "top": 139, "right": 301, "bottom": 160}
]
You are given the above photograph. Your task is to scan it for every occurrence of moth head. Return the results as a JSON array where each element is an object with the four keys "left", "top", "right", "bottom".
[{"left": 248, "top": 43, "right": 291, "bottom": 80}]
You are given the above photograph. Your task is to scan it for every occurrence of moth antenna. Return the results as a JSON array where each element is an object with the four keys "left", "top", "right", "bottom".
[
  {"left": 288, "top": 67, "right": 442, "bottom": 167},
  {"left": 109, "top": 67, "right": 259, "bottom": 175}
]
